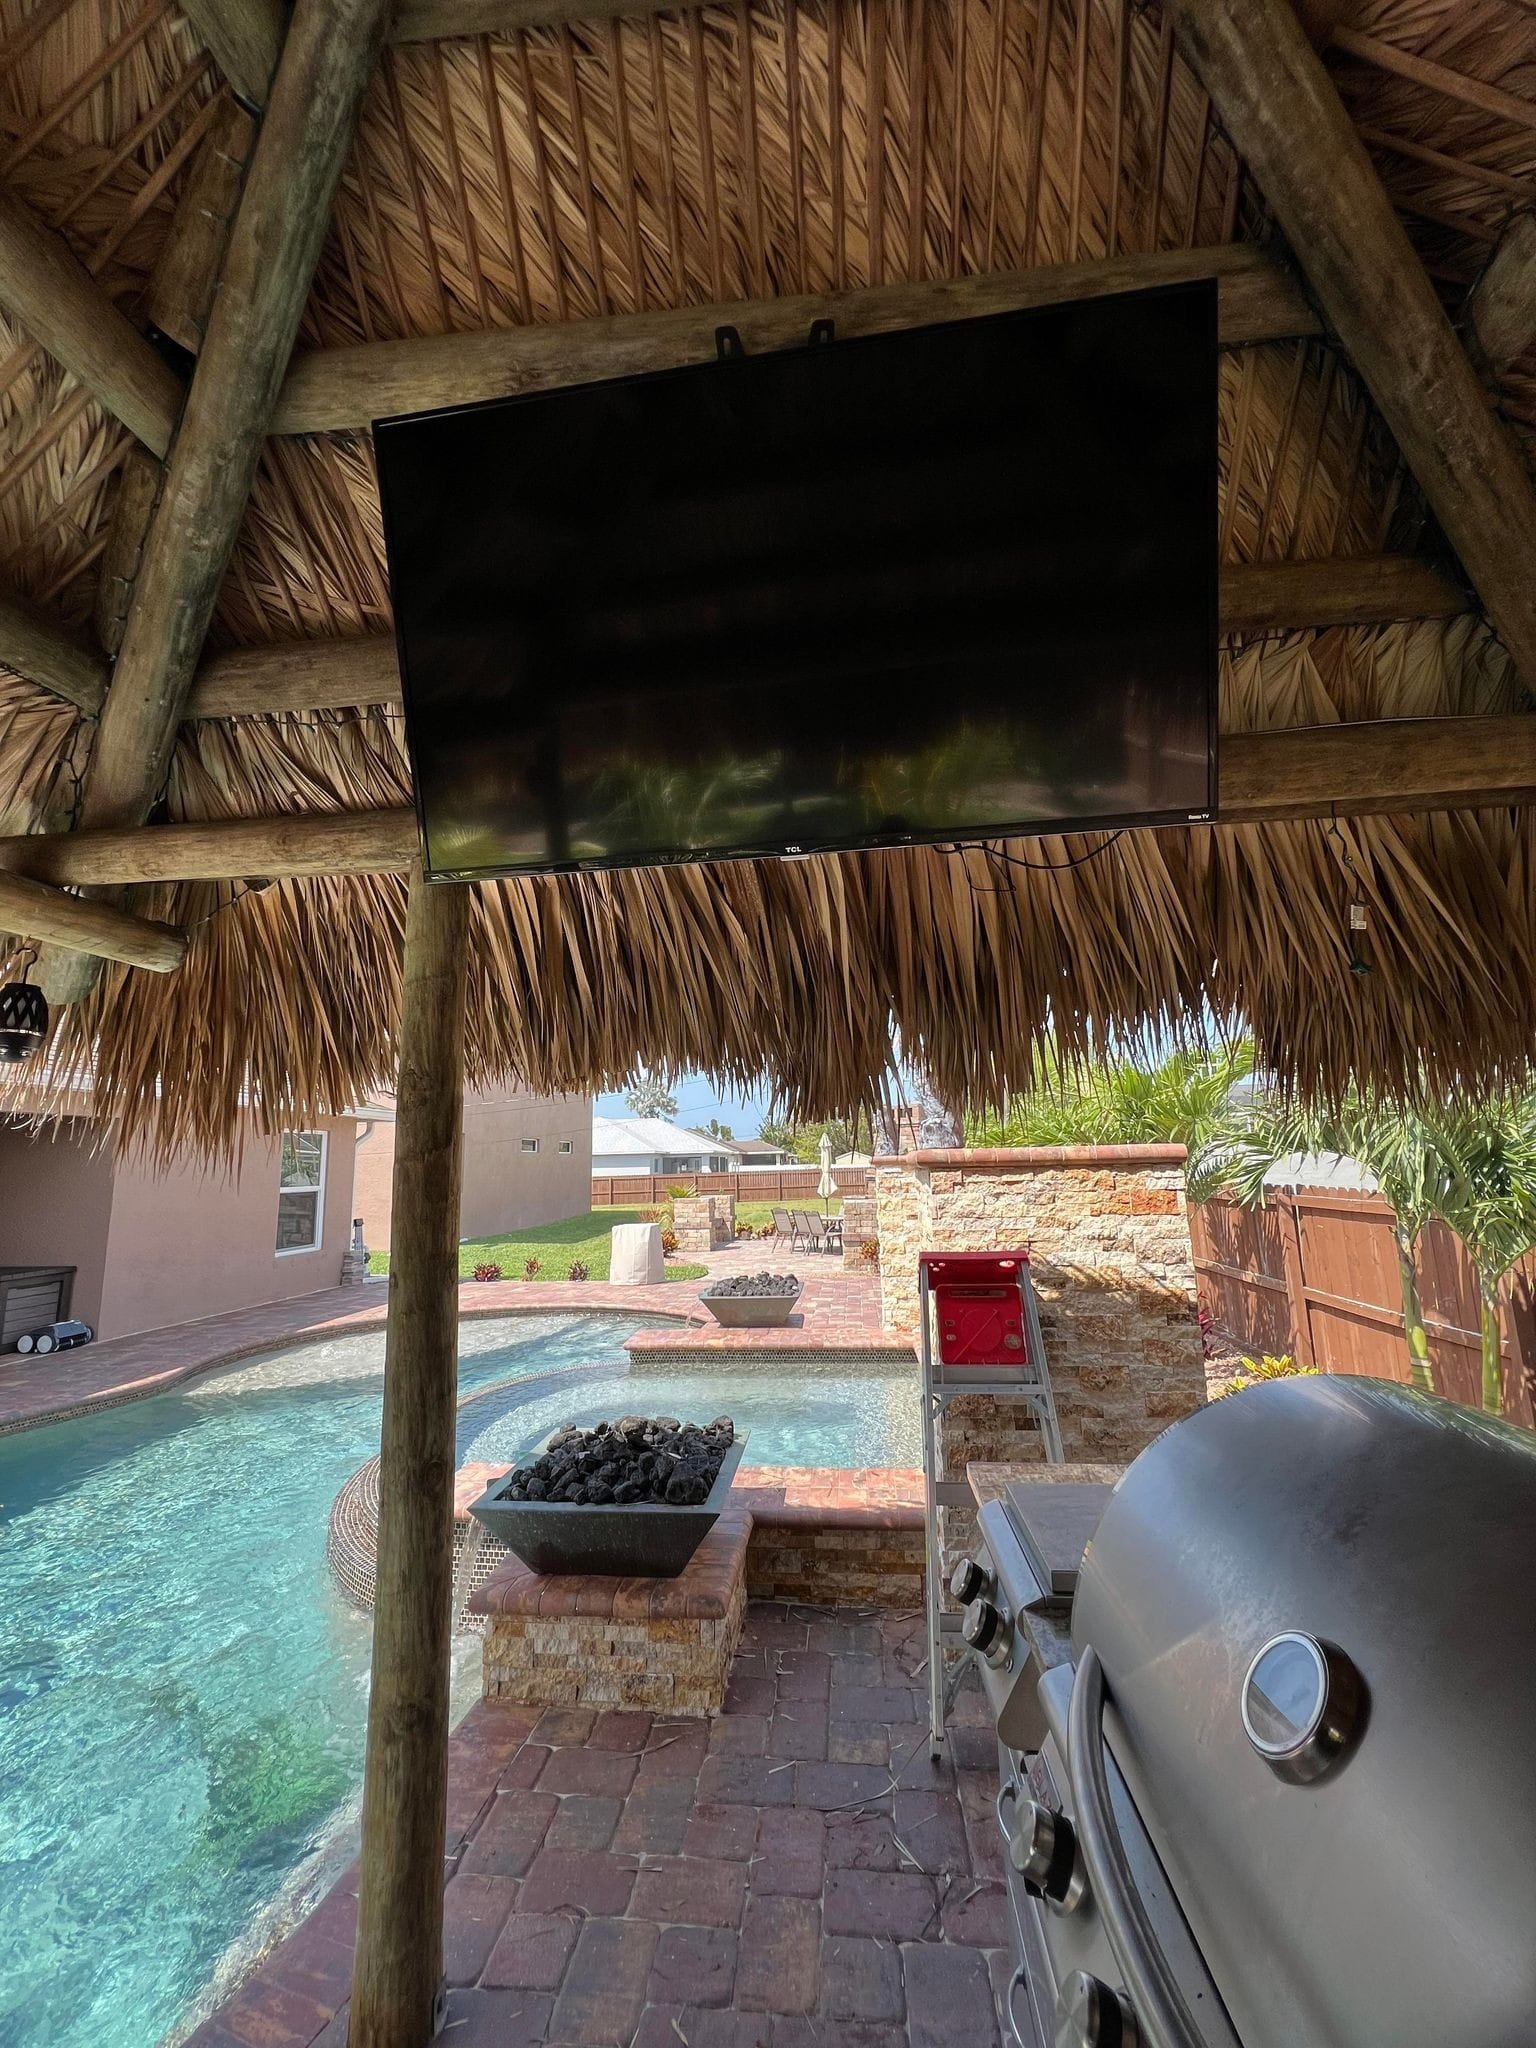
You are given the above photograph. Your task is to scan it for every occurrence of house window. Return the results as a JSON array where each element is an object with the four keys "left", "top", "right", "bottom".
[
  {"left": 276, "top": 1131, "right": 327, "bottom": 1253},
  {"left": 520, "top": 1138, "right": 539, "bottom": 1154},
  {"left": 558, "top": 1140, "right": 573, "bottom": 1155}
]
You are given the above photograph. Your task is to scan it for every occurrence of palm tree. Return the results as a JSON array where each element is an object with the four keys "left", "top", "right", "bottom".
[
  {"left": 1430, "top": 1095, "right": 1536, "bottom": 1415},
  {"left": 968, "top": 1042, "right": 1254, "bottom": 1204},
  {"left": 1223, "top": 1093, "right": 1449, "bottom": 1395}
]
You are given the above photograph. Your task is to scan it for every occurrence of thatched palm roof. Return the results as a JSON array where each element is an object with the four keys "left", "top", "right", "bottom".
[{"left": 0, "top": 0, "right": 1534, "bottom": 1157}]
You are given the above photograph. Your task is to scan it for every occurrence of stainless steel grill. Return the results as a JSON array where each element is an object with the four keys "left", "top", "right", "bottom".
[{"left": 957, "top": 1376, "right": 1536, "bottom": 2048}]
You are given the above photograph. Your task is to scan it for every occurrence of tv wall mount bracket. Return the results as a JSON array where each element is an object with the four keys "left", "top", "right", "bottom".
[{"left": 714, "top": 319, "right": 836, "bottom": 362}]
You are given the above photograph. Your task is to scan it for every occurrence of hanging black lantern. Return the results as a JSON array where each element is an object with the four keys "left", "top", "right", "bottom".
[{"left": 0, "top": 978, "right": 48, "bottom": 1063}]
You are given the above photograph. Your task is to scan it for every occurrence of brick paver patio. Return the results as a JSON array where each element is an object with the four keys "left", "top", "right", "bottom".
[{"left": 186, "top": 1602, "right": 1006, "bottom": 2048}]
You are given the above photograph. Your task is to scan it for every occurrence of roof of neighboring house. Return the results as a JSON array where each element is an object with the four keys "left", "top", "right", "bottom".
[
  {"left": 1261, "top": 1151, "right": 1378, "bottom": 1193},
  {"left": 591, "top": 1116, "right": 740, "bottom": 1159}
]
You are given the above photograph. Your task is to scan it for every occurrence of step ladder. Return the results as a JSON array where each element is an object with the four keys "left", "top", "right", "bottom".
[{"left": 918, "top": 1248, "right": 1062, "bottom": 1757}]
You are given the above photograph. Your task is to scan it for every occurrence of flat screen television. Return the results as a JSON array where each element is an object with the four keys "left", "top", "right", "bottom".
[{"left": 375, "top": 278, "right": 1217, "bottom": 881}]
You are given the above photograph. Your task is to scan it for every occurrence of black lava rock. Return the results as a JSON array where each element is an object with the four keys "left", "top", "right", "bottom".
[
  {"left": 704, "top": 1271, "right": 800, "bottom": 1299},
  {"left": 499, "top": 1413, "right": 736, "bottom": 1507}
]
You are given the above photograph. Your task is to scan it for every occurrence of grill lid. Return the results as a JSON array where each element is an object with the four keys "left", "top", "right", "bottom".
[{"left": 1071, "top": 1376, "right": 1536, "bottom": 2048}]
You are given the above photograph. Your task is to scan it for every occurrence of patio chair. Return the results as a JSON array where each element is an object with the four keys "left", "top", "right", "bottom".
[
  {"left": 771, "top": 1206, "right": 800, "bottom": 1248},
  {"left": 794, "top": 1209, "right": 827, "bottom": 1252}
]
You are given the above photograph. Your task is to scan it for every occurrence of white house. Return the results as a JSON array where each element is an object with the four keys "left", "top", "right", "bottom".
[{"left": 591, "top": 1115, "right": 741, "bottom": 1176}]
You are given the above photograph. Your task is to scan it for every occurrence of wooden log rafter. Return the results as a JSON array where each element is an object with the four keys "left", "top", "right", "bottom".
[
  {"left": 1160, "top": 0, "right": 1536, "bottom": 690},
  {"left": 144, "top": 94, "right": 259, "bottom": 356},
  {"left": 2, "top": 716, "right": 1533, "bottom": 887},
  {"left": 273, "top": 242, "right": 1318, "bottom": 435},
  {"left": 0, "top": 869, "right": 186, "bottom": 969},
  {"left": 1467, "top": 211, "right": 1536, "bottom": 379},
  {"left": 0, "top": 584, "right": 109, "bottom": 716},
  {"left": 0, "top": 184, "right": 183, "bottom": 457},
  {"left": 38, "top": 0, "right": 390, "bottom": 1001},
  {"left": 176, "top": 0, "right": 286, "bottom": 111}
]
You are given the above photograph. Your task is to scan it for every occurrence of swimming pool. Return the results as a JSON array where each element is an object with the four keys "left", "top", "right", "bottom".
[
  {"left": 0, "top": 1311, "right": 918, "bottom": 2048},
  {"left": 0, "top": 1312, "right": 658, "bottom": 2048}
]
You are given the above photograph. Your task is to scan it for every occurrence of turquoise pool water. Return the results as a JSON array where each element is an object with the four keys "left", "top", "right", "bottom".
[
  {"left": 0, "top": 1312, "right": 659, "bottom": 2048},
  {"left": 0, "top": 1311, "right": 918, "bottom": 2048}
]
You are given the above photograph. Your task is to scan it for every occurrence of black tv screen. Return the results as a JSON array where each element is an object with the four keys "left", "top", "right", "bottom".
[{"left": 376, "top": 280, "right": 1217, "bottom": 880}]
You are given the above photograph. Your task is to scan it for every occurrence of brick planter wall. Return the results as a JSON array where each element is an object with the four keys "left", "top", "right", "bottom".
[
  {"left": 874, "top": 1145, "right": 1205, "bottom": 1566},
  {"left": 839, "top": 1193, "right": 878, "bottom": 1273},
  {"left": 673, "top": 1194, "right": 736, "bottom": 1252},
  {"left": 473, "top": 1513, "right": 751, "bottom": 1715}
]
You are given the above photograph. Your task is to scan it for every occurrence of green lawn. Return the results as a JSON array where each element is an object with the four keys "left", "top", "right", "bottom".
[{"left": 368, "top": 1207, "right": 708, "bottom": 1282}]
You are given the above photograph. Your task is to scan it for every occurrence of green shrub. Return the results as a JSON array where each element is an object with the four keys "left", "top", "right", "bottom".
[{"left": 1214, "top": 1352, "right": 1318, "bottom": 1397}]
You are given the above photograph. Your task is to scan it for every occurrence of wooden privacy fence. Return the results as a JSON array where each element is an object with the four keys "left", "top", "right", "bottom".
[
  {"left": 591, "top": 1167, "right": 871, "bottom": 1206},
  {"left": 1191, "top": 1188, "right": 1536, "bottom": 1428}
]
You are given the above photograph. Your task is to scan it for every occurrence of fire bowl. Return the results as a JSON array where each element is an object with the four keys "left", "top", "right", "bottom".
[
  {"left": 698, "top": 1278, "right": 803, "bottom": 1327},
  {"left": 470, "top": 1429, "right": 749, "bottom": 1577}
]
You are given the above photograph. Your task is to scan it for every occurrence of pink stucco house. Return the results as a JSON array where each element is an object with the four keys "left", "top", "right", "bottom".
[{"left": 0, "top": 1085, "right": 591, "bottom": 1344}]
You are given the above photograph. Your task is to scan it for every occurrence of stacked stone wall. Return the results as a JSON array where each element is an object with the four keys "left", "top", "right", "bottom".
[
  {"left": 874, "top": 1147, "right": 1205, "bottom": 1563},
  {"left": 673, "top": 1193, "right": 736, "bottom": 1251}
]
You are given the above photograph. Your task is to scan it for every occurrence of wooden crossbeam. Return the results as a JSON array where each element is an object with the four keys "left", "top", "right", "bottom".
[
  {"left": 0, "top": 584, "right": 108, "bottom": 715},
  {"left": 1467, "top": 212, "right": 1536, "bottom": 377},
  {"left": 144, "top": 96, "right": 258, "bottom": 354},
  {"left": 180, "top": 555, "right": 1469, "bottom": 720},
  {"left": 3, "top": 717, "right": 1532, "bottom": 885},
  {"left": 0, "top": 186, "right": 182, "bottom": 457},
  {"left": 0, "top": 870, "right": 186, "bottom": 969},
  {"left": 273, "top": 243, "right": 1319, "bottom": 436},
  {"left": 177, "top": 0, "right": 286, "bottom": 110},
  {"left": 1160, "top": 0, "right": 1536, "bottom": 687}
]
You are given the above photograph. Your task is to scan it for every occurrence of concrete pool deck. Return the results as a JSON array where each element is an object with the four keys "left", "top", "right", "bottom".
[{"left": 0, "top": 1242, "right": 904, "bottom": 1438}]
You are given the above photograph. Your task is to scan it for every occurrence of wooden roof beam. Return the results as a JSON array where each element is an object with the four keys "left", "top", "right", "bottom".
[
  {"left": 0, "top": 185, "right": 182, "bottom": 457},
  {"left": 0, "top": 584, "right": 109, "bottom": 716},
  {"left": 273, "top": 243, "right": 1318, "bottom": 436},
  {"left": 0, "top": 870, "right": 186, "bottom": 970},
  {"left": 3, "top": 716, "right": 1533, "bottom": 885},
  {"left": 179, "top": 555, "right": 1471, "bottom": 720},
  {"left": 1161, "top": 0, "right": 1536, "bottom": 689},
  {"left": 1467, "top": 212, "right": 1536, "bottom": 378},
  {"left": 176, "top": 0, "right": 286, "bottom": 111},
  {"left": 36, "top": 0, "right": 389, "bottom": 1003}
]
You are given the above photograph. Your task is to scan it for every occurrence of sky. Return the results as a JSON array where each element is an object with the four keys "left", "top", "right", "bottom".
[{"left": 593, "top": 1074, "right": 773, "bottom": 1139}]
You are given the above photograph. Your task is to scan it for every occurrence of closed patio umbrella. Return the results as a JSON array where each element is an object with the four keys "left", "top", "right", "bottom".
[{"left": 818, "top": 1130, "right": 835, "bottom": 1202}]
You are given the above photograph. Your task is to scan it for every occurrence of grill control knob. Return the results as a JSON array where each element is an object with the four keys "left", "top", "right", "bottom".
[
  {"left": 961, "top": 1597, "right": 1009, "bottom": 1666},
  {"left": 1009, "top": 1798, "right": 1083, "bottom": 1909},
  {"left": 1055, "top": 1971, "right": 1139, "bottom": 2048},
  {"left": 949, "top": 1557, "right": 988, "bottom": 1605}
]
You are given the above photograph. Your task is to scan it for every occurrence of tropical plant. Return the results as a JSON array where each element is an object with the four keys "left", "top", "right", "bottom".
[
  {"left": 472, "top": 1261, "right": 502, "bottom": 1283},
  {"left": 968, "top": 1042, "right": 1255, "bottom": 1203},
  {"left": 1222, "top": 1091, "right": 1450, "bottom": 1396},
  {"left": 567, "top": 1260, "right": 590, "bottom": 1281},
  {"left": 1212, "top": 1352, "right": 1318, "bottom": 1397},
  {"left": 523, "top": 1257, "right": 542, "bottom": 1281},
  {"left": 666, "top": 1182, "right": 697, "bottom": 1199},
  {"left": 1430, "top": 1095, "right": 1536, "bottom": 1415},
  {"left": 660, "top": 1228, "right": 679, "bottom": 1256},
  {"left": 626, "top": 1070, "right": 679, "bottom": 1120}
]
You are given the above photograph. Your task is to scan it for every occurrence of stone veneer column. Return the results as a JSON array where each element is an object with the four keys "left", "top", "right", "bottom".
[{"left": 873, "top": 1146, "right": 1206, "bottom": 1567}]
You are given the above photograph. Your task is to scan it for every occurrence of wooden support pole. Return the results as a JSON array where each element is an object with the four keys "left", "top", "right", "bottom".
[
  {"left": 2, "top": 716, "right": 1535, "bottom": 886},
  {"left": 189, "top": 634, "right": 403, "bottom": 718},
  {"left": 1159, "top": 0, "right": 1536, "bottom": 687},
  {"left": 273, "top": 243, "right": 1317, "bottom": 434},
  {"left": 0, "top": 584, "right": 108, "bottom": 715},
  {"left": 0, "top": 870, "right": 186, "bottom": 969},
  {"left": 351, "top": 865, "right": 469, "bottom": 2048},
  {"left": 177, "top": 0, "right": 286, "bottom": 110},
  {"left": 0, "top": 186, "right": 182, "bottom": 456}
]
